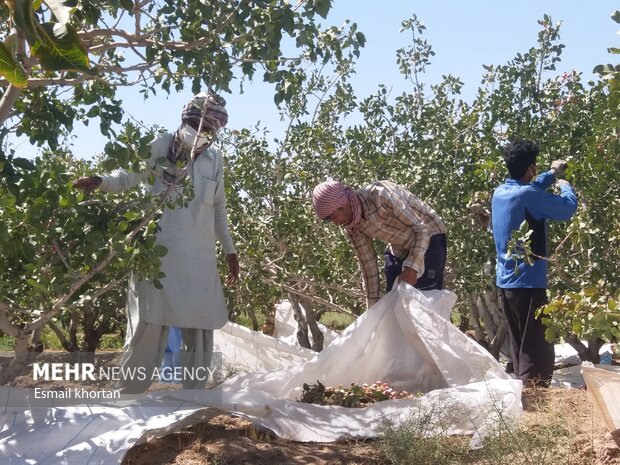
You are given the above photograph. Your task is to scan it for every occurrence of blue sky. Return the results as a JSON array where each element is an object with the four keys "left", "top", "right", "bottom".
[{"left": 10, "top": 1, "right": 620, "bottom": 160}]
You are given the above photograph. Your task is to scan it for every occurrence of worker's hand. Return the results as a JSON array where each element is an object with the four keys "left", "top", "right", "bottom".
[
  {"left": 550, "top": 160, "right": 568, "bottom": 178},
  {"left": 555, "top": 179, "right": 571, "bottom": 188},
  {"left": 72, "top": 176, "right": 102, "bottom": 192},
  {"left": 225, "top": 253, "right": 239, "bottom": 286},
  {"left": 398, "top": 267, "right": 418, "bottom": 287}
]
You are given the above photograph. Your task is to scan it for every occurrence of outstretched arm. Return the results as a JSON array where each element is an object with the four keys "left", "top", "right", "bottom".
[
  {"left": 72, "top": 176, "right": 102, "bottom": 192},
  {"left": 72, "top": 167, "right": 147, "bottom": 194}
]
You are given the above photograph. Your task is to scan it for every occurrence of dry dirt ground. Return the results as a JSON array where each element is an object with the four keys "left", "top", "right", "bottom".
[
  {"left": 6, "top": 352, "right": 620, "bottom": 465},
  {"left": 121, "top": 386, "right": 620, "bottom": 465}
]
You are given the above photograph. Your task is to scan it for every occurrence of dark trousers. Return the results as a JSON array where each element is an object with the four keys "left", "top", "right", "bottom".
[
  {"left": 384, "top": 233, "right": 447, "bottom": 292},
  {"left": 497, "top": 288, "right": 554, "bottom": 387}
]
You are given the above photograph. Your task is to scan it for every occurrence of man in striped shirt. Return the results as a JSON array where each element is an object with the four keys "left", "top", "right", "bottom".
[{"left": 312, "top": 180, "right": 447, "bottom": 308}]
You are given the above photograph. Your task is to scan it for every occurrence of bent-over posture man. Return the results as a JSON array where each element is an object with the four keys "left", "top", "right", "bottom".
[{"left": 312, "top": 180, "right": 446, "bottom": 308}]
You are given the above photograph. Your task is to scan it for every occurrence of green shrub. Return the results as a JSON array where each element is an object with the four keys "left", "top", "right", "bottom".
[
  {"left": 379, "top": 399, "right": 469, "bottom": 465},
  {"left": 0, "top": 333, "right": 14, "bottom": 351},
  {"left": 320, "top": 312, "right": 354, "bottom": 331},
  {"left": 98, "top": 333, "right": 124, "bottom": 350}
]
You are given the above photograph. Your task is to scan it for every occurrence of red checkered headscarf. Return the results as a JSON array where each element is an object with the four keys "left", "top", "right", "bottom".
[{"left": 312, "top": 180, "right": 362, "bottom": 233}]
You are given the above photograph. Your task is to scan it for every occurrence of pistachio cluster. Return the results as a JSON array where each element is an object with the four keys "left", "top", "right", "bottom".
[{"left": 300, "top": 380, "right": 417, "bottom": 408}]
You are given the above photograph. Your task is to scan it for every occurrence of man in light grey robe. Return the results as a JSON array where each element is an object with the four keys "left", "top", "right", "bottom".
[{"left": 73, "top": 92, "right": 238, "bottom": 393}]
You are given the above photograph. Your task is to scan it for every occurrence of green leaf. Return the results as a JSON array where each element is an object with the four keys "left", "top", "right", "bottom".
[
  {"left": 153, "top": 244, "right": 168, "bottom": 257},
  {"left": 314, "top": 0, "right": 331, "bottom": 19},
  {"left": 23, "top": 263, "right": 38, "bottom": 273},
  {"left": 32, "top": 22, "right": 90, "bottom": 72},
  {"left": 590, "top": 312, "right": 607, "bottom": 327},
  {"left": 280, "top": 8, "right": 295, "bottom": 35},
  {"left": 0, "top": 42, "right": 28, "bottom": 88},
  {"left": 59, "top": 196, "right": 70, "bottom": 208},
  {"left": 611, "top": 10, "right": 620, "bottom": 24},
  {"left": 12, "top": 157, "right": 36, "bottom": 171},
  {"left": 544, "top": 327, "right": 557, "bottom": 343},
  {"left": 594, "top": 64, "right": 616, "bottom": 75},
  {"left": 26, "top": 278, "right": 47, "bottom": 293},
  {"left": 583, "top": 287, "right": 597, "bottom": 297},
  {"left": 119, "top": 0, "right": 134, "bottom": 11}
]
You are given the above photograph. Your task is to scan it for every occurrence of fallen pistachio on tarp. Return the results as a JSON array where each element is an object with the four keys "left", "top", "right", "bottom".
[{"left": 300, "top": 380, "right": 419, "bottom": 408}]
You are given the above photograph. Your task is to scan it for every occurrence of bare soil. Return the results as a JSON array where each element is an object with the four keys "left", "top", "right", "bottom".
[
  {"left": 123, "top": 415, "right": 382, "bottom": 465},
  {"left": 122, "top": 387, "right": 620, "bottom": 465}
]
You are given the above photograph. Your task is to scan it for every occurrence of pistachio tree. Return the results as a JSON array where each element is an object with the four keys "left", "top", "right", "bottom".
[
  {"left": 0, "top": 0, "right": 365, "bottom": 380},
  {"left": 225, "top": 14, "right": 619, "bottom": 361},
  {"left": 535, "top": 11, "right": 620, "bottom": 362}
]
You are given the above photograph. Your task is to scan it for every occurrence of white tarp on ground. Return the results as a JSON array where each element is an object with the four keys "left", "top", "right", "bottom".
[
  {"left": 215, "top": 319, "right": 316, "bottom": 373},
  {"left": 552, "top": 363, "right": 620, "bottom": 388},
  {"left": 211, "top": 285, "right": 521, "bottom": 443},
  {"left": 0, "top": 284, "right": 522, "bottom": 464},
  {"left": 552, "top": 342, "right": 616, "bottom": 388},
  {"left": 582, "top": 363, "right": 620, "bottom": 438}
]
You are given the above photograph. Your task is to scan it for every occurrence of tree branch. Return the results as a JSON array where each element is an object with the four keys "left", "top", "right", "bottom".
[
  {"left": 0, "top": 85, "right": 22, "bottom": 126},
  {"left": 67, "top": 270, "right": 131, "bottom": 311},
  {"left": 260, "top": 275, "right": 357, "bottom": 318},
  {"left": 25, "top": 186, "right": 175, "bottom": 332}
]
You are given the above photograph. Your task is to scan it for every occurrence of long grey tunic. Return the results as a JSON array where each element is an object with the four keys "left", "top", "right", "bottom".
[{"left": 100, "top": 134, "right": 234, "bottom": 329}]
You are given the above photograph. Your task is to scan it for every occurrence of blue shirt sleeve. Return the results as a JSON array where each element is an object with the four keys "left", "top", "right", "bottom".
[
  {"left": 528, "top": 183, "right": 578, "bottom": 221},
  {"left": 531, "top": 170, "right": 556, "bottom": 190}
]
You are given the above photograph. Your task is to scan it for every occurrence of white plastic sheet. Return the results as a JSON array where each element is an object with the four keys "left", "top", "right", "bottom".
[
  {"left": 215, "top": 319, "right": 316, "bottom": 373},
  {"left": 0, "top": 284, "right": 522, "bottom": 463},
  {"left": 582, "top": 363, "right": 620, "bottom": 439},
  {"left": 213, "top": 284, "right": 522, "bottom": 442}
]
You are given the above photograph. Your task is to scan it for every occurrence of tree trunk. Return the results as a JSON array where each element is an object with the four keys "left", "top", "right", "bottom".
[
  {"left": 488, "top": 320, "right": 508, "bottom": 361},
  {"left": 288, "top": 294, "right": 311, "bottom": 350},
  {"left": 0, "top": 328, "right": 35, "bottom": 384},
  {"left": 69, "top": 309, "right": 80, "bottom": 351},
  {"left": 246, "top": 304, "right": 259, "bottom": 331},
  {"left": 47, "top": 320, "right": 77, "bottom": 352},
  {"left": 468, "top": 293, "right": 488, "bottom": 346},
  {"left": 566, "top": 334, "right": 604, "bottom": 363},
  {"left": 30, "top": 327, "right": 44, "bottom": 353},
  {"left": 299, "top": 296, "right": 324, "bottom": 352},
  {"left": 468, "top": 288, "right": 509, "bottom": 361},
  {"left": 0, "top": 85, "right": 22, "bottom": 125},
  {"left": 81, "top": 304, "right": 99, "bottom": 353}
]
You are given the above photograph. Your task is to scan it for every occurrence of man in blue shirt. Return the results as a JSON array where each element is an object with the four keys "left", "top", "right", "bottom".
[{"left": 492, "top": 140, "right": 578, "bottom": 387}]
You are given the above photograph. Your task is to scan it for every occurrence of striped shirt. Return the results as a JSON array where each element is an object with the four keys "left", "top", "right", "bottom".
[{"left": 347, "top": 181, "right": 446, "bottom": 307}]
